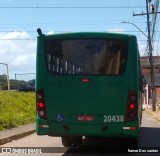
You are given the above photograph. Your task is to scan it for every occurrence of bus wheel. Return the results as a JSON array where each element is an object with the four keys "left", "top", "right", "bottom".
[
  {"left": 72, "top": 136, "right": 82, "bottom": 147},
  {"left": 61, "top": 136, "right": 72, "bottom": 147}
]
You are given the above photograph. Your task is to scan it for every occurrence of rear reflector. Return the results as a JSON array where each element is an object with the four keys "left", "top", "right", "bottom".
[
  {"left": 123, "top": 127, "right": 136, "bottom": 130},
  {"left": 130, "top": 127, "right": 136, "bottom": 130},
  {"left": 38, "top": 125, "right": 49, "bottom": 128}
]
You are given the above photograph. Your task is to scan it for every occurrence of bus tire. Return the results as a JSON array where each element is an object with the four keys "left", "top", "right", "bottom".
[
  {"left": 72, "top": 136, "right": 82, "bottom": 147},
  {"left": 61, "top": 136, "right": 72, "bottom": 147}
]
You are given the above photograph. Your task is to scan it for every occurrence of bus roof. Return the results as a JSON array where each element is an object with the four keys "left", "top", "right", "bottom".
[{"left": 38, "top": 31, "right": 136, "bottom": 40}]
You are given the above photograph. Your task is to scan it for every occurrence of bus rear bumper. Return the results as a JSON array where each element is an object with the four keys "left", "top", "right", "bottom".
[{"left": 36, "top": 118, "right": 139, "bottom": 138}]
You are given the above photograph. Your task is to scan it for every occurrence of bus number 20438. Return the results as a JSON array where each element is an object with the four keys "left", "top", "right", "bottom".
[{"left": 103, "top": 115, "right": 124, "bottom": 123}]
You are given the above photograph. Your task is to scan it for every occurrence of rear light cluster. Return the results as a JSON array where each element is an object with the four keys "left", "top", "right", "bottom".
[
  {"left": 125, "top": 90, "right": 137, "bottom": 122},
  {"left": 36, "top": 89, "right": 47, "bottom": 119}
]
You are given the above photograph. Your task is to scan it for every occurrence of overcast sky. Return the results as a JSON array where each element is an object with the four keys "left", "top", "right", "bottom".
[{"left": 0, "top": 0, "right": 159, "bottom": 80}]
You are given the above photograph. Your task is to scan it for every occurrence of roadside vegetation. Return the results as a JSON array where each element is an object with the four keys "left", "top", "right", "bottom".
[
  {"left": 145, "top": 108, "right": 160, "bottom": 122},
  {"left": 0, "top": 91, "right": 35, "bottom": 131}
]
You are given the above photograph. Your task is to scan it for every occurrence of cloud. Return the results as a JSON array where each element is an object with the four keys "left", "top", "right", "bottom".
[
  {"left": 2, "top": 31, "right": 31, "bottom": 40},
  {"left": 0, "top": 32, "right": 36, "bottom": 80},
  {"left": 106, "top": 27, "right": 124, "bottom": 33},
  {"left": 47, "top": 31, "right": 55, "bottom": 35},
  {"left": 138, "top": 43, "right": 146, "bottom": 56}
]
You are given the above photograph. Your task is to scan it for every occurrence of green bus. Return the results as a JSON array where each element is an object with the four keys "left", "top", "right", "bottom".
[{"left": 36, "top": 29, "right": 143, "bottom": 147}]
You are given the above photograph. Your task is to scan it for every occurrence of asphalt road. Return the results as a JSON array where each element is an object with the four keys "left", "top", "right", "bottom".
[{"left": 1, "top": 111, "right": 160, "bottom": 156}]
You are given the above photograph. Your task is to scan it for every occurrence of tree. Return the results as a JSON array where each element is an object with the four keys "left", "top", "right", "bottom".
[
  {"left": 0, "top": 74, "right": 7, "bottom": 90},
  {"left": 28, "top": 79, "right": 35, "bottom": 89},
  {"left": 0, "top": 76, "right": 35, "bottom": 91}
]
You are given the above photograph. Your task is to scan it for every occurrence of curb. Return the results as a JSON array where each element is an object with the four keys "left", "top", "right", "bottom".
[{"left": 0, "top": 123, "right": 36, "bottom": 146}]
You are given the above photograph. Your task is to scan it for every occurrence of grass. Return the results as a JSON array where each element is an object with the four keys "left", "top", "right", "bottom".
[
  {"left": 0, "top": 91, "right": 35, "bottom": 131},
  {"left": 145, "top": 107, "right": 160, "bottom": 122}
]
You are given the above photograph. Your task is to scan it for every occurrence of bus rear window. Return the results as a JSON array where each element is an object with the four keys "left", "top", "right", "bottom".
[{"left": 45, "top": 39, "right": 128, "bottom": 75}]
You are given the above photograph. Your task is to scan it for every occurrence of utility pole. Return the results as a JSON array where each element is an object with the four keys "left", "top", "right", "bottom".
[
  {"left": 0, "top": 63, "right": 10, "bottom": 91},
  {"left": 146, "top": 0, "right": 156, "bottom": 111},
  {"left": 133, "top": 0, "right": 157, "bottom": 111}
]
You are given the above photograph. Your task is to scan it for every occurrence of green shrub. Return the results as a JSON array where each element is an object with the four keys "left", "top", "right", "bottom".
[{"left": 0, "top": 91, "right": 35, "bottom": 131}]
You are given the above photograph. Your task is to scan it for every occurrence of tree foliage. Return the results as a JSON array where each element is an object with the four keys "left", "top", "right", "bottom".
[
  {"left": 0, "top": 74, "right": 7, "bottom": 90},
  {"left": 0, "top": 74, "right": 35, "bottom": 91}
]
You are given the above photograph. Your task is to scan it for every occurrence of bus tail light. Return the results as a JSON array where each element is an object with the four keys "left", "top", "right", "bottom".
[
  {"left": 36, "top": 89, "right": 47, "bottom": 120},
  {"left": 125, "top": 90, "right": 137, "bottom": 122},
  {"left": 129, "top": 103, "right": 135, "bottom": 109}
]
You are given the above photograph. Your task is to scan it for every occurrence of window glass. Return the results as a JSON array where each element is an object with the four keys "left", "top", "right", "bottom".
[{"left": 45, "top": 39, "right": 128, "bottom": 75}]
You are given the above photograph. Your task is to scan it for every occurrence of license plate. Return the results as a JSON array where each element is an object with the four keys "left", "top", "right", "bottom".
[{"left": 77, "top": 115, "right": 94, "bottom": 121}]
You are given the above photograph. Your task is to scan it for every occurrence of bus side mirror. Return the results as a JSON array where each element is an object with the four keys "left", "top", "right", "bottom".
[{"left": 37, "top": 28, "right": 43, "bottom": 36}]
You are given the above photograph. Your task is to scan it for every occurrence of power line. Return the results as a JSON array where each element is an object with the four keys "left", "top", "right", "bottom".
[
  {"left": 0, "top": 40, "right": 157, "bottom": 42},
  {"left": 0, "top": 20, "right": 147, "bottom": 29},
  {"left": 0, "top": 30, "right": 149, "bottom": 33},
  {"left": 0, "top": 39, "right": 35, "bottom": 40},
  {"left": 0, "top": 6, "right": 146, "bottom": 9},
  {"left": 0, "top": 19, "right": 147, "bottom": 25}
]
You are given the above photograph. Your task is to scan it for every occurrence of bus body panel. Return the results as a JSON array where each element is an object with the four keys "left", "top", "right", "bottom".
[
  {"left": 36, "top": 32, "right": 142, "bottom": 139},
  {"left": 36, "top": 118, "right": 139, "bottom": 138},
  {"left": 44, "top": 76, "right": 128, "bottom": 123}
]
